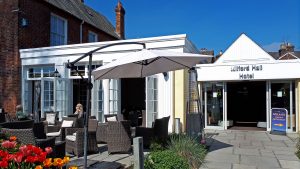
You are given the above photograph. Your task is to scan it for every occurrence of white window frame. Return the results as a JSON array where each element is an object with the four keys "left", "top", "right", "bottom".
[
  {"left": 50, "top": 13, "right": 68, "bottom": 46},
  {"left": 109, "top": 79, "right": 119, "bottom": 114},
  {"left": 146, "top": 76, "right": 158, "bottom": 127},
  {"left": 88, "top": 31, "right": 98, "bottom": 42}
]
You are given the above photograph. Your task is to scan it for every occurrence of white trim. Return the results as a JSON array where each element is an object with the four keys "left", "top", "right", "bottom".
[{"left": 278, "top": 52, "right": 299, "bottom": 60}]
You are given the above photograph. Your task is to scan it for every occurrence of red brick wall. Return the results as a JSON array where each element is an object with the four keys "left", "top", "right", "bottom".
[
  {"left": 0, "top": 0, "right": 118, "bottom": 115},
  {"left": 0, "top": 0, "right": 20, "bottom": 114}
]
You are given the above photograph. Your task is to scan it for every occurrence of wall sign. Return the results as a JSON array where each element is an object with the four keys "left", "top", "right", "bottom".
[
  {"left": 271, "top": 108, "right": 287, "bottom": 134},
  {"left": 230, "top": 64, "right": 263, "bottom": 80}
]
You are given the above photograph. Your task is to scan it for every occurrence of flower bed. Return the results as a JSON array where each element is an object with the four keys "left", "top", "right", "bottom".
[{"left": 0, "top": 136, "right": 77, "bottom": 169}]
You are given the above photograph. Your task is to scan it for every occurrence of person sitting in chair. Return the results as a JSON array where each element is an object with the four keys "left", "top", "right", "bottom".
[
  {"left": 16, "top": 105, "right": 28, "bottom": 121},
  {"left": 74, "top": 103, "right": 84, "bottom": 127}
]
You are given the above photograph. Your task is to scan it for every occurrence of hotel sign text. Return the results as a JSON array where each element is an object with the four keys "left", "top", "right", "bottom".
[{"left": 230, "top": 64, "right": 263, "bottom": 80}]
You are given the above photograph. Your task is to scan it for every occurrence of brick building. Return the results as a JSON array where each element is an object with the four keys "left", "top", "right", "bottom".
[{"left": 0, "top": 0, "right": 125, "bottom": 115}]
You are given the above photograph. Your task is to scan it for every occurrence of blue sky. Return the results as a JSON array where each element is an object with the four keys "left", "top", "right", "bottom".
[{"left": 85, "top": 0, "right": 300, "bottom": 54}]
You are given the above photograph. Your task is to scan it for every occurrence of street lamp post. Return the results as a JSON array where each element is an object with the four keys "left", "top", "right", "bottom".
[{"left": 66, "top": 42, "right": 145, "bottom": 169}]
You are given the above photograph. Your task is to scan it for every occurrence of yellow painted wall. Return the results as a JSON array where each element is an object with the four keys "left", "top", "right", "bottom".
[
  {"left": 174, "top": 69, "right": 188, "bottom": 132},
  {"left": 297, "top": 80, "right": 300, "bottom": 132}
]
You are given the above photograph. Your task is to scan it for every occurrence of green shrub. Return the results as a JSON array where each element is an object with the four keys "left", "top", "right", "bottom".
[
  {"left": 149, "top": 141, "right": 165, "bottom": 152},
  {"left": 296, "top": 133, "right": 300, "bottom": 159},
  {"left": 144, "top": 150, "right": 189, "bottom": 169},
  {"left": 167, "top": 133, "right": 207, "bottom": 169}
]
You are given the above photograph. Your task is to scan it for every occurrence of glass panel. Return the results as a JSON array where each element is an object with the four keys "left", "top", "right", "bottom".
[
  {"left": 272, "top": 81, "right": 296, "bottom": 132},
  {"left": 206, "top": 82, "right": 223, "bottom": 127},
  {"left": 146, "top": 77, "right": 158, "bottom": 127},
  {"left": 50, "top": 15, "right": 66, "bottom": 46}
]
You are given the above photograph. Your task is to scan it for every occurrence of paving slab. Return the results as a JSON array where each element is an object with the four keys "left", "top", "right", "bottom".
[
  {"left": 201, "top": 130, "right": 300, "bottom": 169},
  {"left": 234, "top": 147, "right": 260, "bottom": 156},
  {"left": 279, "top": 159, "right": 300, "bottom": 168},
  {"left": 200, "top": 161, "right": 232, "bottom": 169},
  {"left": 206, "top": 153, "right": 239, "bottom": 163},
  {"left": 232, "top": 163, "right": 256, "bottom": 169},
  {"left": 240, "top": 155, "right": 280, "bottom": 168}
]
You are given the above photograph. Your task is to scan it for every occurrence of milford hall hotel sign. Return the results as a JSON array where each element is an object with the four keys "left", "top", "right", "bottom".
[{"left": 230, "top": 64, "right": 263, "bottom": 80}]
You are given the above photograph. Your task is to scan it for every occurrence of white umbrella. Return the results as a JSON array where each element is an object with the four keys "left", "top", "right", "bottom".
[{"left": 92, "top": 49, "right": 212, "bottom": 80}]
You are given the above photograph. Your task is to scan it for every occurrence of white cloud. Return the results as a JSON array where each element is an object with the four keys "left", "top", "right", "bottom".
[{"left": 262, "top": 42, "right": 281, "bottom": 52}]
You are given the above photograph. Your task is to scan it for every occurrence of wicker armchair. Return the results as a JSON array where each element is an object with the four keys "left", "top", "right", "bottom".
[
  {"left": 106, "top": 120, "right": 132, "bottom": 154},
  {"left": 0, "top": 119, "right": 34, "bottom": 129},
  {"left": 96, "top": 123, "right": 108, "bottom": 143},
  {"left": 33, "top": 121, "right": 46, "bottom": 139},
  {"left": 135, "top": 116, "right": 170, "bottom": 148},
  {"left": 65, "top": 119, "right": 98, "bottom": 157},
  {"left": 46, "top": 117, "right": 78, "bottom": 141}
]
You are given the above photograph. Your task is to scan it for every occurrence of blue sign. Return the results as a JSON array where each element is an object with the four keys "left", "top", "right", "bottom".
[{"left": 271, "top": 108, "right": 287, "bottom": 134}]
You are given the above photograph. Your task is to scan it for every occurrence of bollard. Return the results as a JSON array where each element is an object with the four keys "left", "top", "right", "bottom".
[
  {"left": 175, "top": 118, "right": 181, "bottom": 134},
  {"left": 133, "top": 137, "right": 144, "bottom": 169}
]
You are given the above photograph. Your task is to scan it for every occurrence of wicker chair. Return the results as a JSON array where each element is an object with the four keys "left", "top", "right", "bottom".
[
  {"left": 106, "top": 120, "right": 132, "bottom": 154},
  {"left": 65, "top": 119, "right": 98, "bottom": 157},
  {"left": 46, "top": 117, "right": 78, "bottom": 141},
  {"left": 104, "top": 114, "right": 118, "bottom": 122},
  {"left": 96, "top": 123, "right": 108, "bottom": 143},
  {"left": 33, "top": 121, "right": 46, "bottom": 139},
  {"left": 0, "top": 120, "right": 34, "bottom": 129},
  {"left": 135, "top": 116, "right": 170, "bottom": 148}
]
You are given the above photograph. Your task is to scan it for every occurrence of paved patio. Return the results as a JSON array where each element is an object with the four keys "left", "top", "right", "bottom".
[
  {"left": 200, "top": 129, "right": 300, "bottom": 169},
  {"left": 67, "top": 144, "right": 135, "bottom": 169}
]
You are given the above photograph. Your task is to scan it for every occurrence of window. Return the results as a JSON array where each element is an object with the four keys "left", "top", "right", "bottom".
[
  {"left": 70, "top": 64, "right": 101, "bottom": 77},
  {"left": 109, "top": 79, "right": 118, "bottom": 114},
  {"left": 50, "top": 14, "right": 67, "bottom": 46},
  {"left": 44, "top": 81, "right": 54, "bottom": 112},
  {"left": 70, "top": 65, "right": 85, "bottom": 77},
  {"left": 147, "top": 77, "right": 158, "bottom": 126},
  {"left": 88, "top": 31, "right": 98, "bottom": 42},
  {"left": 98, "top": 81, "right": 104, "bottom": 121},
  {"left": 28, "top": 67, "right": 55, "bottom": 78}
]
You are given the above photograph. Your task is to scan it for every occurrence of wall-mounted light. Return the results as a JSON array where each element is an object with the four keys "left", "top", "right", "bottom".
[
  {"left": 53, "top": 69, "right": 60, "bottom": 78},
  {"left": 163, "top": 72, "right": 169, "bottom": 81},
  {"left": 21, "top": 18, "right": 28, "bottom": 27}
]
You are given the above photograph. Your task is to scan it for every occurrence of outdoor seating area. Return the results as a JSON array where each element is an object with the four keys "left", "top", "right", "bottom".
[{"left": 0, "top": 110, "right": 171, "bottom": 168}]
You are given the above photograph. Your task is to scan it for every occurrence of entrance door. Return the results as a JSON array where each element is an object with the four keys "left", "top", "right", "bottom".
[
  {"left": 73, "top": 79, "right": 88, "bottom": 112},
  {"left": 270, "top": 81, "right": 295, "bottom": 132},
  {"left": 227, "top": 81, "right": 266, "bottom": 128},
  {"left": 40, "top": 78, "right": 68, "bottom": 119},
  {"left": 203, "top": 82, "right": 224, "bottom": 129}
]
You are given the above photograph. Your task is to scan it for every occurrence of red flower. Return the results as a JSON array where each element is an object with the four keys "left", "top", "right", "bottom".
[
  {"left": 14, "top": 152, "right": 23, "bottom": 163},
  {"left": 0, "top": 160, "right": 8, "bottom": 168},
  {"left": 38, "top": 152, "right": 47, "bottom": 163},
  {"left": 1, "top": 140, "right": 17, "bottom": 149},
  {"left": 45, "top": 147, "right": 53, "bottom": 154}
]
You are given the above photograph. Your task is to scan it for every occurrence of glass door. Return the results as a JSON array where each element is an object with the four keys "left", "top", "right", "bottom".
[
  {"left": 203, "top": 82, "right": 224, "bottom": 129},
  {"left": 41, "top": 78, "right": 54, "bottom": 118},
  {"left": 55, "top": 78, "right": 68, "bottom": 119},
  {"left": 270, "top": 81, "right": 296, "bottom": 132}
]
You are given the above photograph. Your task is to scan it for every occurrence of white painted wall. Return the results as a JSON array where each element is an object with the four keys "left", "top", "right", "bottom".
[{"left": 20, "top": 34, "right": 201, "bottom": 132}]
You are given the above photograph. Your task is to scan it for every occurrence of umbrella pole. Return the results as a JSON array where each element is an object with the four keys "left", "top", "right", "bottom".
[{"left": 83, "top": 54, "right": 93, "bottom": 168}]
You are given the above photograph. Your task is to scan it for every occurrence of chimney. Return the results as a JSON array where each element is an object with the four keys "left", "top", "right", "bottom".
[
  {"left": 279, "top": 42, "right": 295, "bottom": 57},
  {"left": 115, "top": 1, "right": 125, "bottom": 39}
]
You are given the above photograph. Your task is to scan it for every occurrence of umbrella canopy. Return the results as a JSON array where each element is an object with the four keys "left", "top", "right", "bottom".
[{"left": 92, "top": 49, "right": 212, "bottom": 80}]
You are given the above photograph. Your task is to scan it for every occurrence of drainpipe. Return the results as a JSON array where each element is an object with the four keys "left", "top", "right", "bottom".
[{"left": 80, "top": 20, "right": 84, "bottom": 43}]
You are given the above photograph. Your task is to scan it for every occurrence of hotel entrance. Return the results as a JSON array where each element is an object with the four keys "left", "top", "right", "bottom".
[{"left": 227, "top": 81, "right": 266, "bottom": 129}]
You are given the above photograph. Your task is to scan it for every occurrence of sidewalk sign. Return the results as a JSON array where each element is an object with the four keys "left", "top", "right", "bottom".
[{"left": 270, "top": 108, "right": 287, "bottom": 135}]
